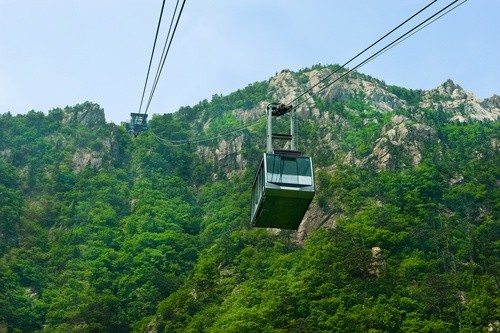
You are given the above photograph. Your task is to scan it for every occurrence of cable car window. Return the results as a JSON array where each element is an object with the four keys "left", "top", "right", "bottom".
[
  {"left": 266, "top": 155, "right": 312, "bottom": 186},
  {"left": 297, "top": 157, "right": 313, "bottom": 185}
]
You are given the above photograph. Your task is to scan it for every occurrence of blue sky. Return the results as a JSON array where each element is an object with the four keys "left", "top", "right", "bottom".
[{"left": 0, "top": 0, "right": 498, "bottom": 124}]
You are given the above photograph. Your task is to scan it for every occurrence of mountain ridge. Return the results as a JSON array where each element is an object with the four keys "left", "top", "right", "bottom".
[{"left": 0, "top": 64, "right": 498, "bottom": 332}]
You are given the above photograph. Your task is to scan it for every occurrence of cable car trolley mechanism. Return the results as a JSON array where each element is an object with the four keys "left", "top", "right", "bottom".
[{"left": 250, "top": 103, "right": 315, "bottom": 230}]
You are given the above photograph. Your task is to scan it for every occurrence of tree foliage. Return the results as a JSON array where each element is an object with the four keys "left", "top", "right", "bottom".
[{"left": 0, "top": 67, "right": 498, "bottom": 332}]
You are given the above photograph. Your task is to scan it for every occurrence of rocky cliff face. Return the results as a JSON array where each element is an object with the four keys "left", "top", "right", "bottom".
[
  {"left": 196, "top": 135, "right": 246, "bottom": 180},
  {"left": 0, "top": 102, "right": 123, "bottom": 183},
  {"left": 366, "top": 115, "right": 437, "bottom": 170}
]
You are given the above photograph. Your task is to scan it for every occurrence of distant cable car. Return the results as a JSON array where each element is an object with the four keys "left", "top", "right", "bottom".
[
  {"left": 250, "top": 103, "right": 315, "bottom": 230},
  {"left": 126, "top": 113, "right": 148, "bottom": 136}
]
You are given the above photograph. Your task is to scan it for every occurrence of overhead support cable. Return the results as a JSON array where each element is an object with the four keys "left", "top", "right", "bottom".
[
  {"left": 149, "top": 0, "right": 466, "bottom": 147},
  {"left": 288, "top": 0, "right": 439, "bottom": 108},
  {"left": 371, "top": 0, "right": 468, "bottom": 62},
  {"left": 144, "top": 0, "right": 187, "bottom": 115},
  {"left": 137, "top": 0, "right": 187, "bottom": 116},
  {"left": 150, "top": 114, "right": 267, "bottom": 146},
  {"left": 290, "top": 0, "right": 465, "bottom": 111},
  {"left": 137, "top": 0, "right": 167, "bottom": 115}
]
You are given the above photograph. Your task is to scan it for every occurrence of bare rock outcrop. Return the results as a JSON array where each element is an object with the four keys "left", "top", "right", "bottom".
[
  {"left": 196, "top": 135, "right": 246, "bottom": 179},
  {"left": 63, "top": 101, "right": 106, "bottom": 129},
  {"left": 292, "top": 203, "right": 338, "bottom": 243},
  {"left": 366, "top": 115, "right": 437, "bottom": 170}
]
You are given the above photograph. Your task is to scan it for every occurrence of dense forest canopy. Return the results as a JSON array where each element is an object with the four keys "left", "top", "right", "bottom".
[{"left": 0, "top": 66, "right": 498, "bottom": 332}]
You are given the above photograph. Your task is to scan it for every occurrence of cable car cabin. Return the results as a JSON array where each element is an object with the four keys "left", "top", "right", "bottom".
[
  {"left": 251, "top": 151, "right": 315, "bottom": 230},
  {"left": 126, "top": 113, "right": 148, "bottom": 136}
]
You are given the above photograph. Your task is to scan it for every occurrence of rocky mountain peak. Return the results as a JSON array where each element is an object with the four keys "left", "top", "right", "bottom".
[
  {"left": 269, "top": 69, "right": 302, "bottom": 104},
  {"left": 421, "top": 80, "right": 500, "bottom": 122},
  {"left": 62, "top": 101, "right": 106, "bottom": 129},
  {"left": 440, "top": 79, "right": 464, "bottom": 96},
  {"left": 481, "top": 94, "right": 500, "bottom": 109}
]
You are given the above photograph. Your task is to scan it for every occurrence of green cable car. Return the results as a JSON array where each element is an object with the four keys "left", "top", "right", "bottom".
[
  {"left": 126, "top": 113, "right": 148, "bottom": 136},
  {"left": 250, "top": 104, "right": 315, "bottom": 230},
  {"left": 251, "top": 151, "right": 315, "bottom": 229}
]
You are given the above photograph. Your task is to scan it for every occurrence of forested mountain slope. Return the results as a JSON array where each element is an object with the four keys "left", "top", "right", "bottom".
[{"left": 0, "top": 65, "right": 498, "bottom": 332}]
